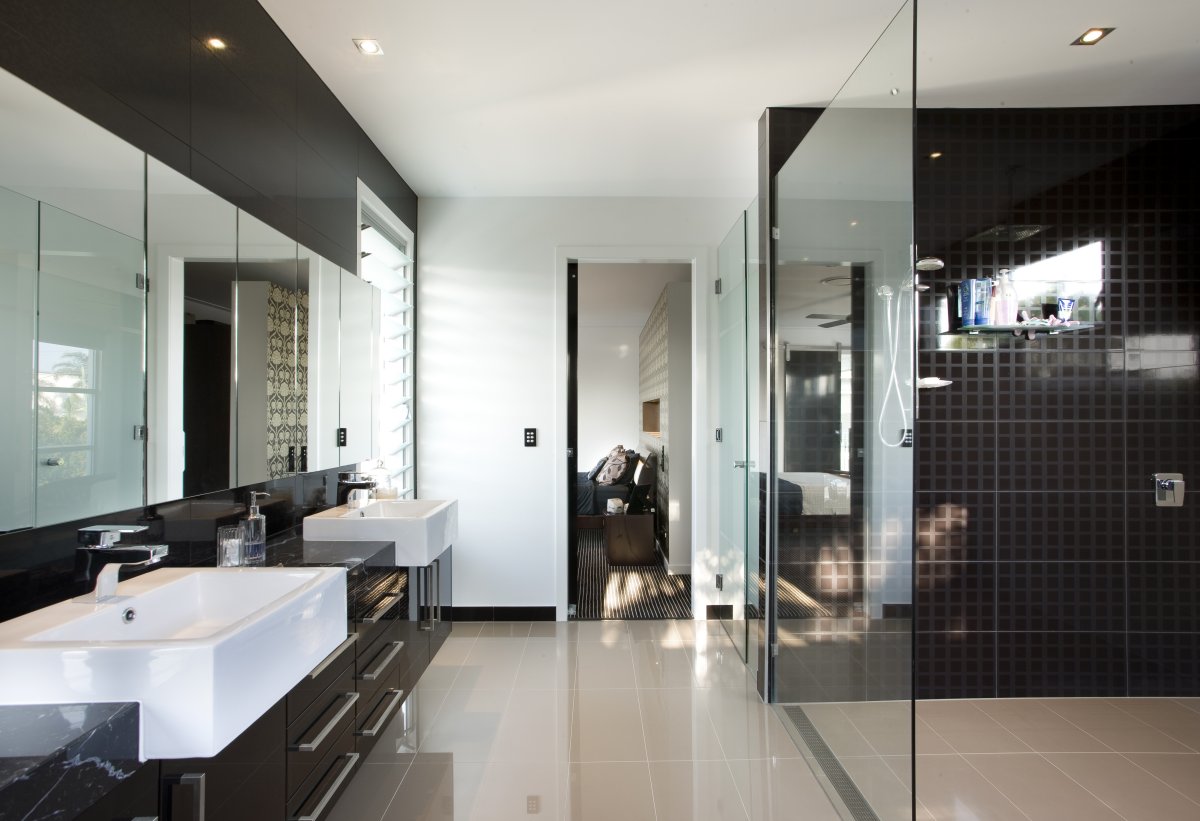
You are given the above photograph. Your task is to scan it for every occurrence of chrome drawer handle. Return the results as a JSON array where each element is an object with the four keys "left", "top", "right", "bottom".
[
  {"left": 357, "top": 689, "right": 404, "bottom": 738},
  {"left": 288, "top": 752, "right": 360, "bottom": 821},
  {"left": 359, "top": 640, "right": 404, "bottom": 682},
  {"left": 291, "top": 692, "right": 358, "bottom": 753},
  {"left": 306, "top": 635, "right": 356, "bottom": 680},
  {"left": 359, "top": 593, "right": 400, "bottom": 624}
]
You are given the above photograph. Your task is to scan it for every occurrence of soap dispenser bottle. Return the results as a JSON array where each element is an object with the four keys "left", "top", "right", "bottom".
[{"left": 241, "top": 491, "right": 268, "bottom": 566}]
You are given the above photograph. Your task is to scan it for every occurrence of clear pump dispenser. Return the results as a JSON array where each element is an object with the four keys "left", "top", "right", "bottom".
[{"left": 240, "top": 491, "right": 268, "bottom": 566}]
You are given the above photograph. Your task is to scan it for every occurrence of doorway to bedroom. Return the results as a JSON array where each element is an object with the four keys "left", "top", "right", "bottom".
[{"left": 568, "top": 260, "right": 694, "bottom": 620}]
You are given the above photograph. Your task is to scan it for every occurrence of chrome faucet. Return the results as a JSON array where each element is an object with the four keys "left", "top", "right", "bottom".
[
  {"left": 87, "top": 545, "right": 170, "bottom": 602},
  {"left": 75, "top": 524, "right": 168, "bottom": 603}
]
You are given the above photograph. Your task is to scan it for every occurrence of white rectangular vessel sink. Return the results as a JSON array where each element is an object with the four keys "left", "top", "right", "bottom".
[
  {"left": 302, "top": 498, "right": 456, "bottom": 566},
  {"left": 0, "top": 566, "right": 347, "bottom": 760}
]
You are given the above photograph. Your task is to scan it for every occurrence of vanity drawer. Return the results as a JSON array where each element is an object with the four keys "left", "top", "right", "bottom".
[
  {"left": 287, "top": 634, "right": 356, "bottom": 724},
  {"left": 286, "top": 723, "right": 358, "bottom": 821},
  {"left": 356, "top": 622, "right": 407, "bottom": 686},
  {"left": 355, "top": 685, "right": 406, "bottom": 753},
  {"left": 354, "top": 591, "right": 402, "bottom": 651},
  {"left": 287, "top": 667, "right": 358, "bottom": 797}
]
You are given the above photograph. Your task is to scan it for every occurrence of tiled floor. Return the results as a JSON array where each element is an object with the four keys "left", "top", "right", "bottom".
[
  {"left": 804, "top": 697, "right": 1200, "bottom": 820},
  {"left": 327, "top": 620, "right": 840, "bottom": 821}
]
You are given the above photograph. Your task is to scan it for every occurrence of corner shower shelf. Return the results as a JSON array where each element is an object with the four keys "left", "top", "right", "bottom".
[{"left": 942, "top": 321, "right": 1101, "bottom": 336}]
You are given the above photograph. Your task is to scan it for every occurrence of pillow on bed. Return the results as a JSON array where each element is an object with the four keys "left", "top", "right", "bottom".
[
  {"left": 586, "top": 454, "right": 609, "bottom": 481},
  {"left": 595, "top": 446, "right": 631, "bottom": 485}
]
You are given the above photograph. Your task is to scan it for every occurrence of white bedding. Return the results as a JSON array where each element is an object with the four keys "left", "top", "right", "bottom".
[{"left": 778, "top": 472, "right": 851, "bottom": 516}]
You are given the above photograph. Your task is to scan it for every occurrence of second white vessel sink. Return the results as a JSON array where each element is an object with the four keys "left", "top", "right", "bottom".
[
  {"left": 0, "top": 566, "right": 347, "bottom": 760},
  {"left": 302, "top": 498, "right": 457, "bottom": 566}
]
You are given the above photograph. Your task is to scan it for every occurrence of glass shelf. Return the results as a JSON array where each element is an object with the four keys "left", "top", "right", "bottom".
[{"left": 942, "top": 322, "right": 1100, "bottom": 336}]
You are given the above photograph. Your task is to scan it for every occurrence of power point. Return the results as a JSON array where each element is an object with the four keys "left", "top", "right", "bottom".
[{"left": 524, "top": 428, "right": 537, "bottom": 447}]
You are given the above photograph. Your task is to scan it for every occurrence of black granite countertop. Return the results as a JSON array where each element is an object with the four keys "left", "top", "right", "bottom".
[
  {"left": 0, "top": 702, "right": 140, "bottom": 821},
  {"left": 266, "top": 533, "right": 396, "bottom": 569}
]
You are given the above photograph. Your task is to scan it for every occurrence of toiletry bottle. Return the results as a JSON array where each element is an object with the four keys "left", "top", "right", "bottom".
[
  {"left": 987, "top": 281, "right": 1000, "bottom": 328},
  {"left": 241, "top": 491, "right": 268, "bottom": 566},
  {"left": 999, "top": 271, "right": 1017, "bottom": 325},
  {"left": 959, "top": 279, "right": 976, "bottom": 327},
  {"left": 974, "top": 278, "right": 992, "bottom": 326}
]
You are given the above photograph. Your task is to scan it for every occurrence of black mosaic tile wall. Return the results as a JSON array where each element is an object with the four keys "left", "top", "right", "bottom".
[{"left": 915, "top": 106, "right": 1200, "bottom": 699}]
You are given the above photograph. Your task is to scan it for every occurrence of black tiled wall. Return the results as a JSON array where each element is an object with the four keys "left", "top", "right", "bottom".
[
  {"left": 915, "top": 106, "right": 1200, "bottom": 698},
  {"left": 0, "top": 0, "right": 417, "bottom": 271}
]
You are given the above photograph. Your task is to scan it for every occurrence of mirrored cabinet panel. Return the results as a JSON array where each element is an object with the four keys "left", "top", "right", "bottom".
[
  {"left": 235, "top": 212, "right": 300, "bottom": 486},
  {"left": 0, "top": 63, "right": 394, "bottom": 533},
  {"left": 146, "top": 158, "right": 239, "bottom": 503}
]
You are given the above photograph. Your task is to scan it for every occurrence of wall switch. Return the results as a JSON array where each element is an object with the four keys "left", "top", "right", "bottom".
[
  {"left": 900, "top": 428, "right": 913, "bottom": 447},
  {"left": 715, "top": 573, "right": 724, "bottom": 591},
  {"left": 524, "top": 428, "right": 537, "bottom": 447},
  {"left": 336, "top": 427, "right": 347, "bottom": 447},
  {"left": 526, "top": 795, "right": 540, "bottom": 814}
]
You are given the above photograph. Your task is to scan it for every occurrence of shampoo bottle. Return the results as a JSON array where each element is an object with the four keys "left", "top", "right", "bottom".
[{"left": 241, "top": 491, "right": 268, "bottom": 566}]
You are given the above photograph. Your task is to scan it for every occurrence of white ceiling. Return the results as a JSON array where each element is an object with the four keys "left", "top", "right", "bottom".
[
  {"left": 259, "top": 0, "right": 1200, "bottom": 200},
  {"left": 578, "top": 263, "right": 690, "bottom": 328}
]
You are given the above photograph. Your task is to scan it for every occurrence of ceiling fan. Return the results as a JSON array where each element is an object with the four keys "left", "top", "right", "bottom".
[{"left": 806, "top": 313, "right": 850, "bottom": 328}]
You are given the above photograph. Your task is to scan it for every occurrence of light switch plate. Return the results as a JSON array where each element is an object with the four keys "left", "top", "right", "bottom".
[{"left": 524, "top": 428, "right": 537, "bottom": 447}]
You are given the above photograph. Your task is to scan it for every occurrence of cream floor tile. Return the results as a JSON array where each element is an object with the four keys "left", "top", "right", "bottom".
[
  {"left": 566, "top": 620, "right": 633, "bottom": 645},
  {"left": 626, "top": 619, "right": 685, "bottom": 644},
  {"left": 1125, "top": 753, "right": 1200, "bottom": 805},
  {"left": 513, "top": 637, "right": 575, "bottom": 690},
  {"left": 475, "top": 621, "right": 532, "bottom": 637},
  {"left": 726, "top": 756, "right": 843, "bottom": 821},
  {"left": 915, "top": 754, "right": 1030, "bottom": 821},
  {"left": 430, "top": 635, "right": 477, "bottom": 666},
  {"left": 963, "top": 753, "right": 1124, "bottom": 821},
  {"left": 325, "top": 759, "right": 412, "bottom": 821},
  {"left": 573, "top": 641, "right": 637, "bottom": 689},
  {"left": 800, "top": 703, "right": 878, "bottom": 758},
  {"left": 565, "top": 762, "right": 656, "bottom": 821},
  {"left": 449, "top": 760, "right": 567, "bottom": 821},
  {"left": 1042, "top": 699, "right": 1193, "bottom": 753},
  {"left": 638, "top": 687, "right": 726, "bottom": 761},
  {"left": 649, "top": 759, "right": 751, "bottom": 821},
  {"left": 568, "top": 688, "right": 648, "bottom": 762},
  {"left": 450, "top": 638, "right": 526, "bottom": 691},
  {"left": 705, "top": 689, "right": 802, "bottom": 760},
  {"left": 448, "top": 622, "right": 484, "bottom": 638},
  {"left": 1110, "top": 698, "right": 1200, "bottom": 752},
  {"left": 840, "top": 700, "right": 914, "bottom": 757},
  {"left": 418, "top": 688, "right": 510, "bottom": 761},
  {"left": 915, "top": 718, "right": 957, "bottom": 755},
  {"left": 918, "top": 701, "right": 1032, "bottom": 754},
  {"left": 1045, "top": 752, "right": 1200, "bottom": 821},
  {"left": 382, "top": 753, "right": 456, "bottom": 821},
  {"left": 692, "top": 643, "right": 758, "bottom": 690},
  {"left": 528, "top": 621, "right": 564, "bottom": 638},
  {"left": 631, "top": 640, "right": 699, "bottom": 689},
  {"left": 840, "top": 756, "right": 917, "bottom": 821},
  {"left": 366, "top": 685, "right": 446, "bottom": 762},
  {"left": 419, "top": 663, "right": 464, "bottom": 691},
  {"left": 882, "top": 757, "right": 938, "bottom": 821},
  {"left": 972, "top": 699, "right": 1110, "bottom": 753},
  {"left": 489, "top": 689, "right": 572, "bottom": 763}
]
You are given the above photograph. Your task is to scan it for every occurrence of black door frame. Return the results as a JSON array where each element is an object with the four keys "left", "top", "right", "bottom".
[{"left": 567, "top": 261, "right": 579, "bottom": 610}]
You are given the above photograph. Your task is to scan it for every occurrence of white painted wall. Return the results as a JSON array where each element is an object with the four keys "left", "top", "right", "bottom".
[
  {"left": 577, "top": 325, "right": 640, "bottom": 466},
  {"left": 416, "top": 197, "right": 745, "bottom": 616}
]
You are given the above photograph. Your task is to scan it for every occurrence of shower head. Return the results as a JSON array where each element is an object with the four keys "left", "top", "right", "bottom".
[{"left": 915, "top": 256, "right": 945, "bottom": 272}]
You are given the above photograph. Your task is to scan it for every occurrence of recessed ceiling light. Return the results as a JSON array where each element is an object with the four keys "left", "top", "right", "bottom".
[
  {"left": 206, "top": 37, "right": 227, "bottom": 50},
  {"left": 820, "top": 276, "right": 853, "bottom": 286},
  {"left": 849, "top": 220, "right": 859, "bottom": 227},
  {"left": 354, "top": 39, "right": 384, "bottom": 56},
  {"left": 1071, "top": 27, "right": 1114, "bottom": 46},
  {"left": 929, "top": 151, "right": 943, "bottom": 159}
]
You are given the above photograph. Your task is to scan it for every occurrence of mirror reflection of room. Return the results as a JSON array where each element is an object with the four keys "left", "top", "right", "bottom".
[{"left": 574, "top": 262, "right": 692, "bottom": 620}]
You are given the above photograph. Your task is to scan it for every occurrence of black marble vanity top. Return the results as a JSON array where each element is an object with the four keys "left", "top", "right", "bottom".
[
  {"left": 266, "top": 534, "right": 396, "bottom": 569},
  {"left": 0, "top": 702, "right": 140, "bottom": 821}
]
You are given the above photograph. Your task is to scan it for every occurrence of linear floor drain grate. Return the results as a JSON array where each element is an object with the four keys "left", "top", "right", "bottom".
[{"left": 781, "top": 706, "right": 881, "bottom": 821}]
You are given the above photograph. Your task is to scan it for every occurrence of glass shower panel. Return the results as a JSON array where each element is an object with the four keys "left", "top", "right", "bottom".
[
  {"left": 717, "top": 211, "right": 749, "bottom": 660},
  {"left": 35, "top": 203, "right": 146, "bottom": 527},
  {"left": 771, "top": 2, "right": 914, "bottom": 819}
]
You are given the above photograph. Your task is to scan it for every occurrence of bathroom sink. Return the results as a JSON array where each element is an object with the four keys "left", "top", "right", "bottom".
[
  {"left": 0, "top": 566, "right": 347, "bottom": 760},
  {"left": 302, "top": 498, "right": 457, "bottom": 566}
]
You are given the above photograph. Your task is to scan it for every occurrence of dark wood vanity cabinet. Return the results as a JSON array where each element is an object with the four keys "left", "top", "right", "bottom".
[{"left": 73, "top": 761, "right": 160, "bottom": 821}]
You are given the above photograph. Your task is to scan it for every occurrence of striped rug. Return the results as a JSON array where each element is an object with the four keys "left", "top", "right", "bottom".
[{"left": 576, "top": 528, "right": 692, "bottom": 620}]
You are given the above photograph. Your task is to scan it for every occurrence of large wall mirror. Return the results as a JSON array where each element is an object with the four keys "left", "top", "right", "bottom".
[{"left": 0, "top": 65, "right": 382, "bottom": 532}]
